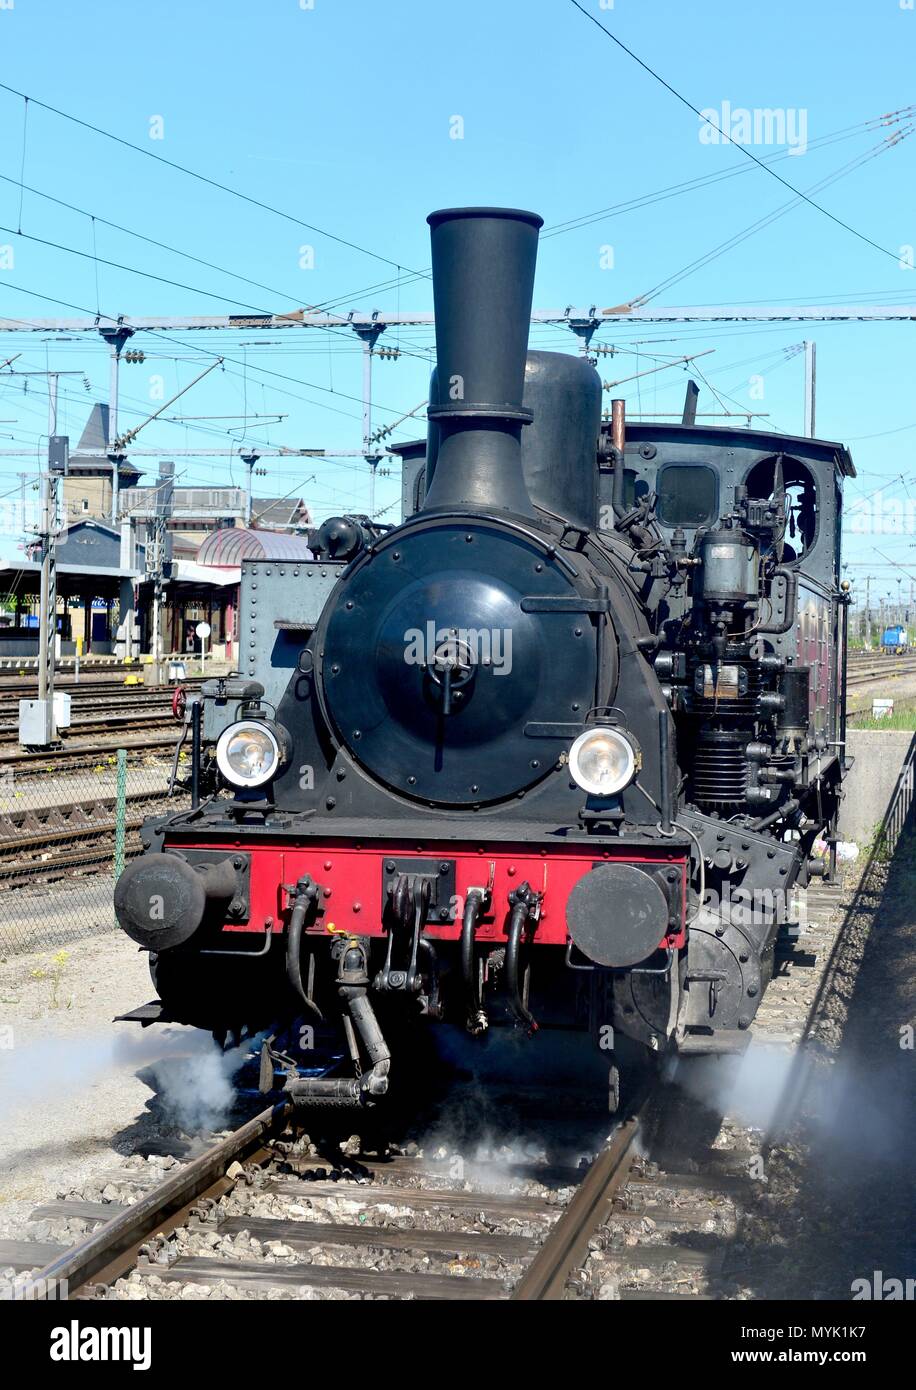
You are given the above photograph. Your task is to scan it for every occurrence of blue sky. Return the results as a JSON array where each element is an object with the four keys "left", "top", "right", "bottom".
[{"left": 0, "top": 0, "right": 914, "bottom": 603}]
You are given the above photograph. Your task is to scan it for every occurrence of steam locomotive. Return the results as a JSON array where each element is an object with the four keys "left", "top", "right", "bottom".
[{"left": 114, "top": 206, "right": 852, "bottom": 1110}]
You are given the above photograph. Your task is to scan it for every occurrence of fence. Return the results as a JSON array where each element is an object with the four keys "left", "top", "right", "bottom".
[
  {"left": 874, "top": 736, "right": 916, "bottom": 861},
  {"left": 0, "top": 746, "right": 188, "bottom": 955}
]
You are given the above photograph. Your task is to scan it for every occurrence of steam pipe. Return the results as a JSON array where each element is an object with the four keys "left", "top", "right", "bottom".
[
  {"left": 658, "top": 708, "right": 673, "bottom": 833},
  {"left": 758, "top": 565, "right": 798, "bottom": 635},
  {"left": 611, "top": 398, "right": 626, "bottom": 518},
  {"left": 190, "top": 698, "right": 201, "bottom": 808},
  {"left": 753, "top": 796, "right": 800, "bottom": 831},
  {"left": 460, "top": 889, "right": 487, "bottom": 1035},
  {"left": 506, "top": 883, "right": 539, "bottom": 1036},
  {"left": 338, "top": 938, "right": 390, "bottom": 1098},
  {"left": 285, "top": 877, "right": 321, "bottom": 1017},
  {"left": 285, "top": 938, "right": 391, "bottom": 1106}
]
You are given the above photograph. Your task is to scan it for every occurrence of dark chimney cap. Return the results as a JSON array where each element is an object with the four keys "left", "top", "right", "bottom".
[{"left": 427, "top": 207, "right": 544, "bottom": 230}]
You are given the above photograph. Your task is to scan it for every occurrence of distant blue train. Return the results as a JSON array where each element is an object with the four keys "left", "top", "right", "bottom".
[{"left": 881, "top": 625, "right": 910, "bottom": 654}]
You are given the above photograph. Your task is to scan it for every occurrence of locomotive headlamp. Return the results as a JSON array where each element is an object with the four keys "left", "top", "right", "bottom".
[
  {"left": 215, "top": 719, "right": 290, "bottom": 789},
  {"left": 568, "top": 727, "right": 639, "bottom": 798}
]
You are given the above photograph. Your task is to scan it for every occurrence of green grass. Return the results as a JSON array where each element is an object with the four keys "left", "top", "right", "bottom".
[{"left": 852, "top": 707, "right": 916, "bottom": 731}]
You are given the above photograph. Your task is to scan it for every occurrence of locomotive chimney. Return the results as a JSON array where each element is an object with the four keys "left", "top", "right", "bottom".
[{"left": 422, "top": 206, "right": 543, "bottom": 517}]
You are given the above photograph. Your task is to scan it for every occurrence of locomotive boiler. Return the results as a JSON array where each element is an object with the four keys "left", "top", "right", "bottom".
[{"left": 114, "top": 206, "right": 852, "bottom": 1110}]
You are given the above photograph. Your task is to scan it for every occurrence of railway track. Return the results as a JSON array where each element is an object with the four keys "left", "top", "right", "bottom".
[
  {"left": 0, "top": 713, "right": 177, "bottom": 748},
  {"left": 0, "top": 732, "right": 177, "bottom": 773},
  {"left": 0, "top": 789, "right": 173, "bottom": 887},
  {"left": 0, "top": 679, "right": 199, "bottom": 709},
  {"left": 0, "top": 787, "right": 169, "bottom": 844},
  {"left": 0, "top": 1083, "right": 786, "bottom": 1302},
  {"left": 0, "top": 883, "right": 850, "bottom": 1302}
]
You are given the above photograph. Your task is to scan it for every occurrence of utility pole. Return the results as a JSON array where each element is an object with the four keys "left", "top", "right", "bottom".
[
  {"left": 241, "top": 452, "right": 262, "bottom": 526},
  {"left": 353, "top": 322, "right": 384, "bottom": 517},
  {"left": 31, "top": 419, "right": 69, "bottom": 745},
  {"left": 101, "top": 326, "right": 134, "bottom": 525},
  {"left": 36, "top": 372, "right": 58, "bottom": 745},
  {"left": 17, "top": 471, "right": 30, "bottom": 533},
  {"left": 147, "top": 460, "right": 174, "bottom": 685},
  {"left": 803, "top": 340, "right": 816, "bottom": 438}
]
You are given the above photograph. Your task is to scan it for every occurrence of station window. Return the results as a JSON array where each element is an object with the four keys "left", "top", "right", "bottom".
[{"left": 657, "top": 464, "right": 718, "bottom": 526}]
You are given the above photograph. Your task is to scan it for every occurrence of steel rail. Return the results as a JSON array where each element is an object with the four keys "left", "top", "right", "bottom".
[
  {"left": 0, "top": 733, "right": 176, "bottom": 768},
  {"left": 20, "top": 1101, "right": 292, "bottom": 1301},
  {"left": 511, "top": 1103, "right": 647, "bottom": 1301}
]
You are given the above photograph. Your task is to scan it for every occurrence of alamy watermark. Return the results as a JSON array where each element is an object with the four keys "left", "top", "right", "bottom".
[
  {"left": 404, "top": 622, "right": 513, "bottom": 676},
  {"left": 699, "top": 101, "right": 808, "bottom": 156},
  {"left": 847, "top": 489, "right": 916, "bottom": 536}
]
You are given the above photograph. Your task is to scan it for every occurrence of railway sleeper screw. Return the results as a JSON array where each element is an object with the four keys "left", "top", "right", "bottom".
[
  {"left": 137, "top": 1234, "right": 177, "bottom": 1268},
  {"left": 189, "top": 1197, "right": 223, "bottom": 1228},
  {"left": 565, "top": 1267, "right": 592, "bottom": 1297},
  {"left": 85, "top": 1283, "right": 113, "bottom": 1301}
]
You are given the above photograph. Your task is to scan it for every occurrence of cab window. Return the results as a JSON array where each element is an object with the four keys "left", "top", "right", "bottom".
[{"left": 657, "top": 464, "right": 718, "bottom": 526}]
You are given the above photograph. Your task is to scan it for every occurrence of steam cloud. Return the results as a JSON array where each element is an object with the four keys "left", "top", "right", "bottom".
[{"left": 0, "top": 1028, "right": 249, "bottom": 1134}]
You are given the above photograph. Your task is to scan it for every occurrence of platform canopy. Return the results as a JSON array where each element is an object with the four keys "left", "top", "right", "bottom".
[{"left": 196, "top": 528, "right": 314, "bottom": 567}]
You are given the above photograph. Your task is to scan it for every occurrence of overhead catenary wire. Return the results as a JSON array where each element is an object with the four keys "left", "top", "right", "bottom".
[
  {"left": 0, "top": 214, "right": 435, "bottom": 369},
  {"left": 542, "top": 107, "right": 916, "bottom": 241},
  {"left": 0, "top": 81, "right": 429, "bottom": 280},
  {"left": 0, "top": 284, "right": 420, "bottom": 428},
  {"left": 634, "top": 130, "right": 912, "bottom": 305},
  {"left": 565, "top": 0, "right": 910, "bottom": 268}
]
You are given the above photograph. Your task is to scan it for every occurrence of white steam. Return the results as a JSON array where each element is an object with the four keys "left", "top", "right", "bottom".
[{"left": 0, "top": 1028, "right": 250, "bottom": 1134}]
